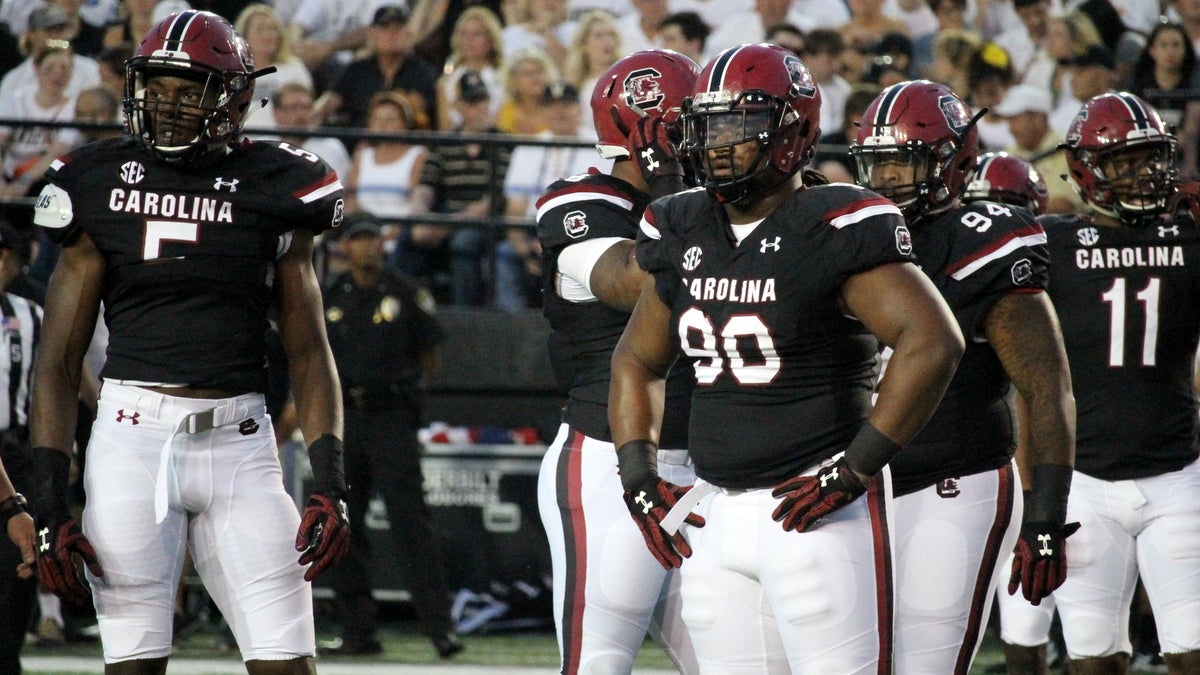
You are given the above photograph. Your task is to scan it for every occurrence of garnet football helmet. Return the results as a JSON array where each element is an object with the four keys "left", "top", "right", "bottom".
[
  {"left": 851, "top": 80, "right": 981, "bottom": 220},
  {"left": 125, "top": 10, "right": 265, "bottom": 165},
  {"left": 963, "top": 152, "right": 1050, "bottom": 215},
  {"left": 592, "top": 49, "right": 701, "bottom": 159},
  {"left": 1063, "top": 92, "right": 1178, "bottom": 224},
  {"left": 680, "top": 43, "right": 822, "bottom": 205}
]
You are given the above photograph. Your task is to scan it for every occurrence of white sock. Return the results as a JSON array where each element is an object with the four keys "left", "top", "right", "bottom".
[{"left": 38, "top": 590, "right": 63, "bottom": 626}]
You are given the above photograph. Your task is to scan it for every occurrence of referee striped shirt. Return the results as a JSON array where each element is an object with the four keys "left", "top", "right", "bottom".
[{"left": 0, "top": 292, "right": 41, "bottom": 432}]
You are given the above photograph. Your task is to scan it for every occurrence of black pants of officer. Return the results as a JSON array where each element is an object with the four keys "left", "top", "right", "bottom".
[
  {"left": 331, "top": 407, "right": 454, "bottom": 642},
  {"left": 0, "top": 439, "right": 36, "bottom": 675}
]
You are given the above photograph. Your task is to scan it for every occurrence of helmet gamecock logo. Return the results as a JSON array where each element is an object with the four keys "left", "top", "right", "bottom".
[
  {"left": 624, "top": 68, "right": 665, "bottom": 111},
  {"left": 563, "top": 210, "right": 588, "bottom": 238},
  {"left": 938, "top": 95, "right": 971, "bottom": 133},
  {"left": 783, "top": 55, "right": 816, "bottom": 97}
]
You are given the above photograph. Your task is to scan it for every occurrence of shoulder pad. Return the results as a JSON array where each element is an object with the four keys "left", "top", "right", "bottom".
[{"left": 33, "top": 183, "right": 74, "bottom": 230}]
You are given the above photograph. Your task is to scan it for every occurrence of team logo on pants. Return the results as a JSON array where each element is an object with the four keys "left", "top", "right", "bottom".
[
  {"left": 116, "top": 409, "right": 140, "bottom": 425},
  {"left": 936, "top": 478, "right": 960, "bottom": 498},
  {"left": 239, "top": 418, "right": 260, "bottom": 435}
]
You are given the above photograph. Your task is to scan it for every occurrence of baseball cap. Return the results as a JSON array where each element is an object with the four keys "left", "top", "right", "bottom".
[
  {"left": 1067, "top": 45, "right": 1115, "bottom": 70},
  {"left": 372, "top": 4, "right": 410, "bottom": 26},
  {"left": 541, "top": 81, "right": 579, "bottom": 104},
  {"left": 458, "top": 70, "right": 490, "bottom": 103},
  {"left": 340, "top": 211, "right": 383, "bottom": 239},
  {"left": 28, "top": 5, "right": 70, "bottom": 31},
  {"left": 992, "top": 84, "right": 1052, "bottom": 117}
]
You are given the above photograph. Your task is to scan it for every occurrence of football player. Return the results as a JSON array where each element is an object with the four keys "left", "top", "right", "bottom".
[
  {"left": 851, "top": 80, "right": 1076, "bottom": 675},
  {"left": 964, "top": 152, "right": 1065, "bottom": 675},
  {"left": 1042, "top": 92, "right": 1200, "bottom": 674},
  {"left": 963, "top": 152, "right": 1050, "bottom": 215},
  {"left": 609, "top": 45, "right": 965, "bottom": 672},
  {"left": 535, "top": 49, "right": 702, "bottom": 674},
  {"left": 27, "top": 11, "right": 349, "bottom": 673}
]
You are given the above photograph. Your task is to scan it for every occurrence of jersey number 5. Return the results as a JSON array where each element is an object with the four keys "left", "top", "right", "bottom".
[
  {"left": 143, "top": 220, "right": 199, "bottom": 260},
  {"left": 1101, "top": 276, "right": 1160, "bottom": 367},
  {"left": 678, "top": 307, "right": 780, "bottom": 385}
]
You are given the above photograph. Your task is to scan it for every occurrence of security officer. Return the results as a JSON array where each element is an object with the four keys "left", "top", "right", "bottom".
[
  {"left": 319, "top": 211, "right": 463, "bottom": 659},
  {"left": 0, "top": 221, "right": 43, "bottom": 674}
]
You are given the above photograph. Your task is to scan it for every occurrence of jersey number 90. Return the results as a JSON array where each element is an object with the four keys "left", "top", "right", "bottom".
[{"left": 678, "top": 307, "right": 780, "bottom": 385}]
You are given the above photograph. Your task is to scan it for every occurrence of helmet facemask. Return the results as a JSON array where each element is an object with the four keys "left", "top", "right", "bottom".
[
  {"left": 683, "top": 90, "right": 805, "bottom": 205},
  {"left": 852, "top": 136, "right": 968, "bottom": 221},
  {"left": 1074, "top": 138, "right": 1178, "bottom": 224}
]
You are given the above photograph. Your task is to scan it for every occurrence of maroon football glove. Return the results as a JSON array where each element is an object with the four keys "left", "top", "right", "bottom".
[
  {"left": 771, "top": 457, "right": 867, "bottom": 533},
  {"left": 628, "top": 114, "right": 683, "bottom": 179},
  {"left": 622, "top": 476, "right": 704, "bottom": 569},
  {"left": 295, "top": 492, "right": 350, "bottom": 581},
  {"left": 1008, "top": 521, "right": 1080, "bottom": 605},
  {"left": 35, "top": 518, "right": 102, "bottom": 605},
  {"left": 31, "top": 447, "right": 102, "bottom": 604}
]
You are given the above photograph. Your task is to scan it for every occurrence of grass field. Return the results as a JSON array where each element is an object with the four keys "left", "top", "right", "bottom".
[
  {"left": 19, "top": 609, "right": 1168, "bottom": 674},
  {"left": 18, "top": 620, "right": 1013, "bottom": 674}
]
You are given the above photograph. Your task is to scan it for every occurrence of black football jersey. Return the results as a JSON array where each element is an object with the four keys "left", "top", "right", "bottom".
[
  {"left": 36, "top": 137, "right": 345, "bottom": 394},
  {"left": 538, "top": 171, "right": 690, "bottom": 446},
  {"left": 638, "top": 184, "right": 915, "bottom": 488},
  {"left": 1041, "top": 212, "right": 1200, "bottom": 480},
  {"left": 890, "top": 202, "right": 1050, "bottom": 497}
]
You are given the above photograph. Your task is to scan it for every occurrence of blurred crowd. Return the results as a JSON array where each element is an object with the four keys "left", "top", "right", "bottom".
[{"left": 0, "top": 0, "right": 1189, "bottom": 310}]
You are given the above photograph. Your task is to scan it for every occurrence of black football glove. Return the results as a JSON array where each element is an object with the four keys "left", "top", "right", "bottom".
[
  {"left": 622, "top": 476, "right": 704, "bottom": 569},
  {"left": 1008, "top": 521, "right": 1080, "bottom": 605},
  {"left": 30, "top": 447, "right": 102, "bottom": 604},
  {"left": 295, "top": 492, "right": 350, "bottom": 581},
  {"left": 771, "top": 456, "right": 867, "bottom": 533}
]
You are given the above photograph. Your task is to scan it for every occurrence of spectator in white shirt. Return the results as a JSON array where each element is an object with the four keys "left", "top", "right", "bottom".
[
  {"left": 615, "top": 0, "right": 669, "bottom": 55},
  {"left": 0, "top": 5, "right": 99, "bottom": 104}
]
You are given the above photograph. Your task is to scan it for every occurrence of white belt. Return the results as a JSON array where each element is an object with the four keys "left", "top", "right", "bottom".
[
  {"left": 660, "top": 479, "right": 717, "bottom": 535},
  {"left": 101, "top": 384, "right": 262, "bottom": 524}
]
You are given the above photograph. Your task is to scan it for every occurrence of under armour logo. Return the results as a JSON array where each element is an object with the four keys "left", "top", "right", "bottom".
[
  {"left": 38, "top": 527, "right": 49, "bottom": 552},
  {"left": 116, "top": 409, "right": 140, "bottom": 425},
  {"left": 213, "top": 177, "right": 240, "bottom": 192},
  {"left": 1037, "top": 533, "right": 1053, "bottom": 556},
  {"left": 1158, "top": 224, "right": 1180, "bottom": 238},
  {"left": 640, "top": 148, "right": 660, "bottom": 172},
  {"left": 760, "top": 236, "right": 781, "bottom": 253},
  {"left": 634, "top": 491, "right": 653, "bottom": 514},
  {"left": 819, "top": 467, "right": 840, "bottom": 488}
]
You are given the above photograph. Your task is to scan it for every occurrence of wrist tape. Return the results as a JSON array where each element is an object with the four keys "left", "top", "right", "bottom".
[
  {"left": 842, "top": 422, "right": 902, "bottom": 478},
  {"left": 308, "top": 434, "right": 348, "bottom": 497},
  {"left": 1025, "top": 464, "right": 1073, "bottom": 526},
  {"left": 616, "top": 440, "right": 658, "bottom": 494}
]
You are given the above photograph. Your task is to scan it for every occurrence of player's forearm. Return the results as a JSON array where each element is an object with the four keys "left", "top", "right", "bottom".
[
  {"left": 288, "top": 351, "right": 343, "bottom": 445},
  {"left": 30, "top": 365, "right": 81, "bottom": 451},
  {"left": 608, "top": 350, "right": 666, "bottom": 448}
]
